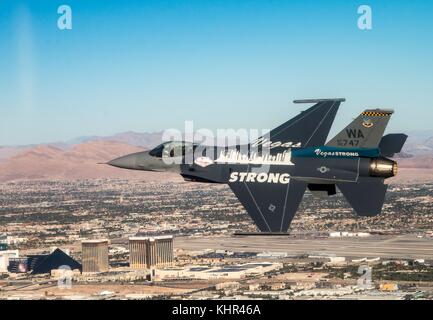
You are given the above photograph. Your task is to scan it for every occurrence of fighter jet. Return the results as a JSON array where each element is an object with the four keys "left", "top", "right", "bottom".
[{"left": 108, "top": 99, "right": 407, "bottom": 233}]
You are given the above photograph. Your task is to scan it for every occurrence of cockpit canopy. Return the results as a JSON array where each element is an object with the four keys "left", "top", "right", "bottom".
[{"left": 149, "top": 141, "right": 197, "bottom": 158}]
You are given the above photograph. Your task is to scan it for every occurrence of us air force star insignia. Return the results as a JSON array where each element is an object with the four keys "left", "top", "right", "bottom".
[
  {"left": 362, "top": 118, "right": 374, "bottom": 128},
  {"left": 268, "top": 204, "right": 276, "bottom": 213},
  {"left": 317, "top": 166, "right": 330, "bottom": 174}
]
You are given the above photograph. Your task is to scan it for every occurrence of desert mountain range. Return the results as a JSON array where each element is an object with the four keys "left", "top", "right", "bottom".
[
  {"left": 0, "top": 131, "right": 432, "bottom": 184},
  {"left": 0, "top": 132, "right": 181, "bottom": 182}
]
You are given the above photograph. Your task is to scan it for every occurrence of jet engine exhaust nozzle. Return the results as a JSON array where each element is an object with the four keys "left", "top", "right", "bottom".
[{"left": 369, "top": 158, "right": 397, "bottom": 178}]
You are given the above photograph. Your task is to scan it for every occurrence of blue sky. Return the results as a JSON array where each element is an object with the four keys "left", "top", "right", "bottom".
[{"left": 0, "top": 0, "right": 432, "bottom": 145}]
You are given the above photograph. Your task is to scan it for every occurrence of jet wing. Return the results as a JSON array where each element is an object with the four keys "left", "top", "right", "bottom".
[
  {"left": 227, "top": 99, "right": 343, "bottom": 232},
  {"left": 229, "top": 178, "right": 306, "bottom": 233}
]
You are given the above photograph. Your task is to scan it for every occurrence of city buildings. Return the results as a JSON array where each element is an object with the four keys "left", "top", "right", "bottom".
[
  {"left": 1, "top": 180, "right": 433, "bottom": 300},
  {"left": 0, "top": 250, "right": 19, "bottom": 273},
  {"left": 30, "top": 248, "right": 81, "bottom": 275},
  {"left": 82, "top": 240, "right": 109, "bottom": 273},
  {"left": 0, "top": 234, "right": 7, "bottom": 251},
  {"left": 156, "top": 262, "right": 282, "bottom": 280},
  {"left": 0, "top": 255, "right": 9, "bottom": 273},
  {"left": 1, "top": 249, "right": 81, "bottom": 275},
  {"left": 129, "top": 235, "right": 173, "bottom": 269}
]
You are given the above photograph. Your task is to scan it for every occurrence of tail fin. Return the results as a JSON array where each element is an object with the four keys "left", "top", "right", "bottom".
[
  {"left": 251, "top": 98, "right": 343, "bottom": 151},
  {"left": 326, "top": 109, "right": 393, "bottom": 148},
  {"left": 337, "top": 177, "right": 388, "bottom": 217}
]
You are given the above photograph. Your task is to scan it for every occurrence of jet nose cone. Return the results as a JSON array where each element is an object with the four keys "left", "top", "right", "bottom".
[{"left": 108, "top": 153, "right": 140, "bottom": 170}]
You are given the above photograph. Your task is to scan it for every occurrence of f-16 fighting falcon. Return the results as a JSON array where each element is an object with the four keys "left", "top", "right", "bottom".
[{"left": 107, "top": 99, "right": 407, "bottom": 233}]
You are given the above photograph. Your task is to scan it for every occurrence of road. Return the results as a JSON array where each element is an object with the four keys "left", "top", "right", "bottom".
[{"left": 174, "top": 234, "right": 433, "bottom": 260}]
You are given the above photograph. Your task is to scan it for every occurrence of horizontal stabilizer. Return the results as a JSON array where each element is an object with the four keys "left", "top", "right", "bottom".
[
  {"left": 337, "top": 178, "right": 388, "bottom": 217},
  {"left": 379, "top": 133, "right": 408, "bottom": 157}
]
